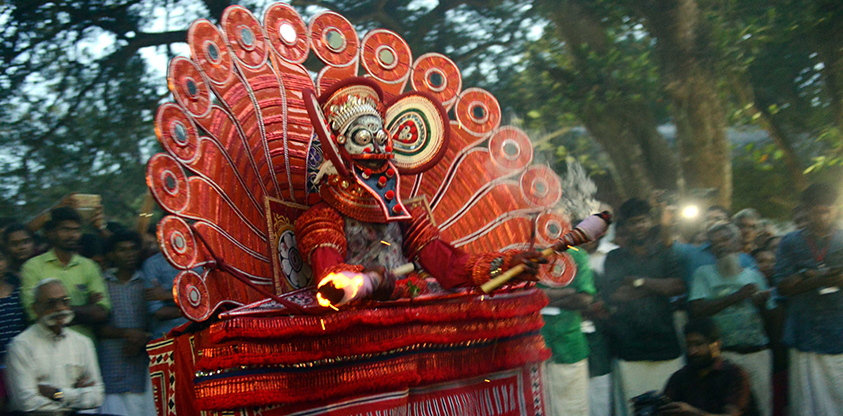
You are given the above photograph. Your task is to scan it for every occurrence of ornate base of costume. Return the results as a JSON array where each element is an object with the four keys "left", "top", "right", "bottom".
[{"left": 148, "top": 289, "right": 550, "bottom": 415}]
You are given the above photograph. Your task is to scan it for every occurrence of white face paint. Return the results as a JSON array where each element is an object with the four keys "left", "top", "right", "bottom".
[{"left": 342, "top": 115, "right": 389, "bottom": 163}]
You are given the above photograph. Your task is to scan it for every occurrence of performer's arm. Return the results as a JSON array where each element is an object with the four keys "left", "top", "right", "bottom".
[
  {"left": 295, "top": 203, "right": 362, "bottom": 280},
  {"left": 403, "top": 206, "right": 541, "bottom": 289}
]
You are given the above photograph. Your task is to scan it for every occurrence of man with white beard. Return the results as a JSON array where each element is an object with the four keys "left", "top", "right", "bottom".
[
  {"left": 688, "top": 222, "right": 775, "bottom": 416},
  {"left": 4, "top": 278, "right": 104, "bottom": 413}
]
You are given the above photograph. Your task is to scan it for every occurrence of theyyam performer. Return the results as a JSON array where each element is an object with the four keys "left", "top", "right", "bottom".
[
  {"left": 298, "top": 76, "right": 553, "bottom": 307},
  {"left": 144, "top": 2, "right": 610, "bottom": 415}
]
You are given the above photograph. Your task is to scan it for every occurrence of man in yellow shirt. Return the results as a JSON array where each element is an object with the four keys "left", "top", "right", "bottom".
[{"left": 20, "top": 207, "right": 110, "bottom": 342}]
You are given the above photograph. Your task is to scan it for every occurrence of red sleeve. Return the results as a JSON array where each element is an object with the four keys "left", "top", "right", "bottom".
[
  {"left": 295, "top": 202, "right": 361, "bottom": 280},
  {"left": 415, "top": 239, "right": 472, "bottom": 289},
  {"left": 415, "top": 240, "right": 520, "bottom": 289},
  {"left": 403, "top": 206, "right": 518, "bottom": 289}
]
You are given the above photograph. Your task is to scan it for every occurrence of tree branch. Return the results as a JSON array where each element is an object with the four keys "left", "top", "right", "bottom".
[{"left": 103, "top": 30, "right": 188, "bottom": 66}]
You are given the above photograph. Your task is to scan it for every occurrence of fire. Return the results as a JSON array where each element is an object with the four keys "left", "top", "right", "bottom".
[
  {"left": 316, "top": 271, "right": 366, "bottom": 309},
  {"left": 316, "top": 293, "right": 339, "bottom": 311}
]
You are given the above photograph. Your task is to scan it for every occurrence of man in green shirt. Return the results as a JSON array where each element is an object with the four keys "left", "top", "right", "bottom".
[
  {"left": 540, "top": 247, "right": 596, "bottom": 416},
  {"left": 20, "top": 207, "right": 110, "bottom": 342}
]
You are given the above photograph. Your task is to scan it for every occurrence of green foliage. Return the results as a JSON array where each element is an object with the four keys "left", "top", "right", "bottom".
[
  {"left": 805, "top": 127, "right": 843, "bottom": 172},
  {"left": 2, "top": 0, "right": 841, "bottom": 223},
  {"left": 495, "top": 21, "right": 666, "bottom": 133},
  {"left": 732, "top": 143, "right": 798, "bottom": 219},
  {"left": 0, "top": 1, "right": 174, "bottom": 223}
]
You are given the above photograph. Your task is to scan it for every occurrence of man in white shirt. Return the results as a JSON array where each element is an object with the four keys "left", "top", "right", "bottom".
[{"left": 4, "top": 278, "right": 104, "bottom": 413}]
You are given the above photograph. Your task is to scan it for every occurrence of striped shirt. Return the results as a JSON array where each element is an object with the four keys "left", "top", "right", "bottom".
[
  {"left": 0, "top": 282, "right": 26, "bottom": 361},
  {"left": 98, "top": 270, "right": 148, "bottom": 394}
]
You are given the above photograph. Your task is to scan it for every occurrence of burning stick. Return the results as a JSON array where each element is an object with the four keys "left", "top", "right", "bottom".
[
  {"left": 316, "top": 263, "right": 415, "bottom": 309},
  {"left": 479, "top": 212, "right": 612, "bottom": 293}
]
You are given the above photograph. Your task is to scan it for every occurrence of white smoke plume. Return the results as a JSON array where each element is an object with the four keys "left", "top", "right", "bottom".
[{"left": 560, "top": 157, "right": 599, "bottom": 222}]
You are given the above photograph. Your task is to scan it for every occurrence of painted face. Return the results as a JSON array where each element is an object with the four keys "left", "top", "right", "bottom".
[{"left": 342, "top": 115, "right": 390, "bottom": 169}]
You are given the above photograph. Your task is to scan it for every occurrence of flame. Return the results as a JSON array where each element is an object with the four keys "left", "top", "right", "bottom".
[
  {"left": 316, "top": 293, "right": 339, "bottom": 311},
  {"left": 316, "top": 271, "right": 366, "bottom": 309}
]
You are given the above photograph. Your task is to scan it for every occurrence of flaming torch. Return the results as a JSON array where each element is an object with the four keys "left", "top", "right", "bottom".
[
  {"left": 316, "top": 263, "right": 415, "bottom": 309},
  {"left": 480, "top": 211, "right": 612, "bottom": 293}
]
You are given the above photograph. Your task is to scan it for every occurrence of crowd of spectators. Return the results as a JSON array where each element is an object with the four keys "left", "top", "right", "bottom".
[
  {"left": 0, "top": 181, "right": 839, "bottom": 416},
  {"left": 0, "top": 197, "right": 186, "bottom": 415},
  {"left": 541, "top": 182, "right": 843, "bottom": 416}
]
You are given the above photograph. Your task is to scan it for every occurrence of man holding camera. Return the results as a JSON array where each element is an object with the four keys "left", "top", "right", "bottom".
[{"left": 659, "top": 318, "right": 759, "bottom": 416}]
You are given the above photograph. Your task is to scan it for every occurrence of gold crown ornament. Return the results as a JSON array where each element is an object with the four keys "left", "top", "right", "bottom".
[{"left": 322, "top": 86, "right": 385, "bottom": 135}]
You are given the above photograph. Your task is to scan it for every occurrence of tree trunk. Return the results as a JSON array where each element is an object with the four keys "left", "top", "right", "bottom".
[
  {"left": 581, "top": 106, "right": 655, "bottom": 200},
  {"left": 539, "top": 0, "right": 678, "bottom": 200},
  {"left": 755, "top": 99, "right": 809, "bottom": 191},
  {"left": 814, "top": 0, "right": 843, "bottom": 130},
  {"left": 640, "top": 0, "right": 732, "bottom": 206},
  {"left": 728, "top": 75, "right": 808, "bottom": 191}
]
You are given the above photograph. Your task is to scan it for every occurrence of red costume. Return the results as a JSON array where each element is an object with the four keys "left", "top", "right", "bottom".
[{"left": 143, "top": 4, "right": 589, "bottom": 415}]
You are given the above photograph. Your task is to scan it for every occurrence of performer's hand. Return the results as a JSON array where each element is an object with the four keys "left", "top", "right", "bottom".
[
  {"left": 363, "top": 266, "right": 395, "bottom": 300},
  {"left": 511, "top": 251, "right": 547, "bottom": 281},
  {"left": 551, "top": 240, "right": 570, "bottom": 253}
]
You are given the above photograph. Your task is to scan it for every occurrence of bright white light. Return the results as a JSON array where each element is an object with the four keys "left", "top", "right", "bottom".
[{"left": 682, "top": 205, "right": 699, "bottom": 219}]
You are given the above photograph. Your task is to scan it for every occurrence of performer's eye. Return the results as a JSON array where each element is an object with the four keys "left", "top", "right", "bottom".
[
  {"left": 375, "top": 130, "right": 387, "bottom": 145},
  {"left": 352, "top": 129, "right": 372, "bottom": 146}
]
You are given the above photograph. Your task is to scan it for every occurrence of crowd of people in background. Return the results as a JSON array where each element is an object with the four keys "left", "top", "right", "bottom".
[
  {"left": 0, "top": 197, "right": 186, "bottom": 415},
  {"left": 541, "top": 182, "right": 843, "bottom": 416},
  {"left": 0, "top": 182, "right": 839, "bottom": 416}
]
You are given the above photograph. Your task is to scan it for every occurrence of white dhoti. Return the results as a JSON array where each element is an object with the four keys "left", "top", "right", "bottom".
[
  {"left": 722, "top": 349, "right": 772, "bottom": 416},
  {"left": 588, "top": 373, "right": 612, "bottom": 416},
  {"left": 789, "top": 349, "right": 843, "bottom": 416},
  {"left": 614, "top": 358, "right": 683, "bottom": 416},
  {"left": 544, "top": 359, "right": 590, "bottom": 416},
  {"left": 99, "top": 376, "right": 156, "bottom": 416}
]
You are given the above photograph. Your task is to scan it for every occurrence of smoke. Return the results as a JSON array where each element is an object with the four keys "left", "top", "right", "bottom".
[
  {"left": 559, "top": 157, "right": 599, "bottom": 222},
  {"left": 495, "top": 114, "right": 599, "bottom": 221}
]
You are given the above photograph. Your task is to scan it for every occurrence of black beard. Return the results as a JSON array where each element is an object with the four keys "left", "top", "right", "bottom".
[{"left": 687, "top": 355, "right": 714, "bottom": 370}]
